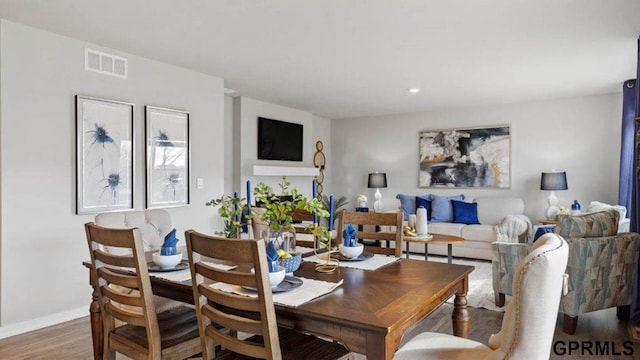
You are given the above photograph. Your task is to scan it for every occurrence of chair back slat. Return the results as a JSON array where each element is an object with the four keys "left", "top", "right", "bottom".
[
  {"left": 94, "top": 249, "right": 137, "bottom": 268},
  {"left": 202, "top": 303, "right": 264, "bottom": 335},
  {"left": 101, "top": 283, "right": 144, "bottom": 307},
  {"left": 186, "top": 230, "right": 282, "bottom": 359},
  {"left": 98, "top": 267, "right": 140, "bottom": 290},
  {"left": 195, "top": 262, "right": 257, "bottom": 287},
  {"left": 337, "top": 210, "right": 404, "bottom": 257},
  {"left": 204, "top": 326, "right": 267, "bottom": 359},
  {"left": 198, "top": 283, "right": 262, "bottom": 312},
  {"left": 105, "top": 303, "right": 148, "bottom": 327}
]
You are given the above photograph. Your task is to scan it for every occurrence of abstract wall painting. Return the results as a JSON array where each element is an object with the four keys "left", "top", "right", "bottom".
[
  {"left": 418, "top": 125, "right": 511, "bottom": 188},
  {"left": 145, "top": 106, "right": 190, "bottom": 208},
  {"left": 76, "top": 96, "right": 134, "bottom": 214}
]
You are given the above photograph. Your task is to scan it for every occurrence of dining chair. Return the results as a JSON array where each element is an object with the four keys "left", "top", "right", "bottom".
[
  {"left": 184, "top": 230, "right": 353, "bottom": 360},
  {"left": 290, "top": 208, "right": 317, "bottom": 248},
  {"left": 336, "top": 210, "right": 403, "bottom": 257},
  {"left": 95, "top": 209, "right": 185, "bottom": 314},
  {"left": 84, "top": 222, "right": 202, "bottom": 360},
  {"left": 394, "top": 233, "right": 569, "bottom": 359}
]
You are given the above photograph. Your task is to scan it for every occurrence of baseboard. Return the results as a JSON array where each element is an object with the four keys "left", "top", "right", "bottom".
[{"left": 0, "top": 306, "right": 87, "bottom": 339}]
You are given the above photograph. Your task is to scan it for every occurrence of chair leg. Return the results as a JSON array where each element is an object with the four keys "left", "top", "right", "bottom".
[
  {"left": 563, "top": 314, "right": 578, "bottom": 334},
  {"left": 617, "top": 305, "right": 631, "bottom": 321},
  {"left": 495, "top": 292, "right": 505, "bottom": 307}
]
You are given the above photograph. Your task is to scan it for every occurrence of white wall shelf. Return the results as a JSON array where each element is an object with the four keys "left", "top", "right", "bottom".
[{"left": 253, "top": 165, "right": 319, "bottom": 177}]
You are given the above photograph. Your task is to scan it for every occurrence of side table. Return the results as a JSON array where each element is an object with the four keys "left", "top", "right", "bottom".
[
  {"left": 404, "top": 233, "right": 465, "bottom": 264},
  {"left": 539, "top": 219, "right": 558, "bottom": 225}
]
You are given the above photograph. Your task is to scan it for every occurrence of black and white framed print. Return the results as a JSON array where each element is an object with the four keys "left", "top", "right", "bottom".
[
  {"left": 145, "top": 106, "right": 190, "bottom": 208},
  {"left": 76, "top": 95, "right": 134, "bottom": 214}
]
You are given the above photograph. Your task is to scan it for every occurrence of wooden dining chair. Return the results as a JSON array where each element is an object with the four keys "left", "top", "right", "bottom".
[
  {"left": 336, "top": 210, "right": 403, "bottom": 257},
  {"left": 184, "top": 230, "right": 353, "bottom": 360},
  {"left": 290, "top": 208, "right": 317, "bottom": 248},
  {"left": 84, "top": 222, "right": 202, "bottom": 360}
]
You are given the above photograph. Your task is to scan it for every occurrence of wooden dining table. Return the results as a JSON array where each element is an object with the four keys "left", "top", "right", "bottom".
[{"left": 84, "top": 256, "right": 473, "bottom": 360}]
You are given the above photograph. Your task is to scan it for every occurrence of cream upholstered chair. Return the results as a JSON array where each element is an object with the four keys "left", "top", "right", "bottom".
[
  {"left": 95, "top": 209, "right": 181, "bottom": 313},
  {"left": 394, "top": 233, "right": 569, "bottom": 360},
  {"left": 95, "top": 209, "right": 173, "bottom": 254}
]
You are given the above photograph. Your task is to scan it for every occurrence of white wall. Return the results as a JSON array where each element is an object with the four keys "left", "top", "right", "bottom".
[
  {"left": 231, "top": 96, "right": 330, "bottom": 200},
  {"left": 331, "top": 94, "right": 623, "bottom": 221},
  {"left": 0, "top": 20, "right": 225, "bottom": 329}
]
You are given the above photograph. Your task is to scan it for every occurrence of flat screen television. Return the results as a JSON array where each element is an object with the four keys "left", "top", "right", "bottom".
[{"left": 257, "top": 117, "right": 303, "bottom": 161}]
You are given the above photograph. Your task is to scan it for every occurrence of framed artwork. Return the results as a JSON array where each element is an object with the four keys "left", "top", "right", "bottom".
[
  {"left": 145, "top": 106, "right": 190, "bottom": 208},
  {"left": 76, "top": 95, "right": 134, "bottom": 214},
  {"left": 418, "top": 125, "right": 510, "bottom": 188}
]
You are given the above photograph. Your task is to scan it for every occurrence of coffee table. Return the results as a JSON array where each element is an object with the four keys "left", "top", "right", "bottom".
[{"left": 404, "top": 233, "right": 465, "bottom": 263}]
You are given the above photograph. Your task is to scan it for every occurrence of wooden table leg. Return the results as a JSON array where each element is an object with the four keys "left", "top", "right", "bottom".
[
  {"left": 424, "top": 244, "right": 428, "bottom": 261},
  {"left": 447, "top": 244, "right": 453, "bottom": 264},
  {"left": 88, "top": 266, "right": 103, "bottom": 360},
  {"left": 405, "top": 242, "right": 410, "bottom": 259},
  {"left": 452, "top": 293, "right": 470, "bottom": 338}
]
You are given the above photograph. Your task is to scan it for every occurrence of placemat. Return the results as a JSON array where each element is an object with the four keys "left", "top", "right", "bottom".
[
  {"left": 303, "top": 253, "right": 399, "bottom": 271},
  {"left": 210, "top": 277, "right": 343, "bottom": 307}
]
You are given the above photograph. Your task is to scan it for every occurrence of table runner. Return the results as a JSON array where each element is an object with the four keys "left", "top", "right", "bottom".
[
  {"left": 303, "top": 253, "right": 400, "bottom": 271},
  {"left": 211, "top": 277, "right": 343, "bottom": 307}
]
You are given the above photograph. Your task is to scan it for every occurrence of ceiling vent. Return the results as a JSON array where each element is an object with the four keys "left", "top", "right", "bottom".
[{"left": 85, "top": 48, "right": 127, "bottom": 79}]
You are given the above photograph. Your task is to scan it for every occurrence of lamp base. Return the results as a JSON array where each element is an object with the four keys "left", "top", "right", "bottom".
[
  {"left": 545, "top": 191, "right": 559, "bottom": 219},
  {"left": 373, "top": 188, "right": 383, "bottom": 212}
]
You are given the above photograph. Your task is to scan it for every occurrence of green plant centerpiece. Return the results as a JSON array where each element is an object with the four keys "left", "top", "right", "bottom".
[
  {"left": 205, "top": 195, "right": 246, "bottom": 238},
  {"left": 253, "top": 176, "right": 328, "bottom": 252}
]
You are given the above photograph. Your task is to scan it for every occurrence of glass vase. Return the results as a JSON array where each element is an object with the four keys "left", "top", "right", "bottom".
[{"left": 266, "top": 226, "right": 296, "bottom": 253}]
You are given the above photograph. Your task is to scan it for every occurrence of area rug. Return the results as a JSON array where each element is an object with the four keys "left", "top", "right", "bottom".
[{"left": 408, "top": 254, "right": 508, "bottom": 312}]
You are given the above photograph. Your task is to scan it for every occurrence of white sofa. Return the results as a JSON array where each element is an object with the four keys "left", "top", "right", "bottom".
[{"left": 405, "top": 196, "right": 527, "bottom": 261}]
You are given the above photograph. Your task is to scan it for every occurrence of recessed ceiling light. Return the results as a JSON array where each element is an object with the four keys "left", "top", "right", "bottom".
[{"left": 407, "top": 88, "right": 421, "bottom": 94}]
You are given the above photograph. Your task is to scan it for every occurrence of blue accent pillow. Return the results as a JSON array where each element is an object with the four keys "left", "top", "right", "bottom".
[
  {"left": 415, "top": 196, "right": 432, "bottom": 220},
  {"left": 451, "top": 200, "right": 480, "bottom": 224},
  {"left": 396, "top": 194, "right": 416, "bottom": 221},
  {"left": 430, "top": 194, "right": 465, "bottom": 223},
  {"left": 533, "top": 226, "right": 556, "bottom": 243}
]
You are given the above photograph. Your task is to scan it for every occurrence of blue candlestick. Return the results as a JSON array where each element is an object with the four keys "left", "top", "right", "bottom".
[
  {"left": 234, "top": 191, "right": 240, "bottom": 222},
  {"left": 246, "top": 180, "right": 252, "bottom": 206},
  {"left": 328, "top": 195, "right": 334, "bottom": 231},
  {"left": 312, "top": 180, "right": 317, "bottom": 199},
  {"left": 312, "top": 180, "right": 317, "bottom": 224}
]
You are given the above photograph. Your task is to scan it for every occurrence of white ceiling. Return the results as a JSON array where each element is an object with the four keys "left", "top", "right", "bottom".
[{"left": 0, "top": 0, "right": 639, "bottom": 119}]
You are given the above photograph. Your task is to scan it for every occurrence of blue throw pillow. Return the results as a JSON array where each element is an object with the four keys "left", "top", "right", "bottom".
[
  {"left": 396, "top": 194, "right": 416, "bottom": 221},
  {"left": 430, "top": 194, "right": 465, "bottom": 223},
  {"left": 415, "top": 196, "right": 432, "bottom": 220},
  {"left": 533, "top": 226, "right": 556, "bottom": 243},
  {"left": 451, "top": 200, "right": 480, "bottom": 225}
]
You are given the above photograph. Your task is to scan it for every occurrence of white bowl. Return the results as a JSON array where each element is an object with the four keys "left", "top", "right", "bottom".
[
  {"left": 269, "top": 266, "right": 286, "bottom": 287},
  {"left": 339, "top": 243, "right": 364, "bottom": 259},
  {"left": 152, "top": 252, "right": 182, "bottom": 269}
]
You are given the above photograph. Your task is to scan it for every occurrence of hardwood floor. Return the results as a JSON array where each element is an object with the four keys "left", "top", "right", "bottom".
[{"left": 0, "top": 305, "right": 635, "bottom": 359}]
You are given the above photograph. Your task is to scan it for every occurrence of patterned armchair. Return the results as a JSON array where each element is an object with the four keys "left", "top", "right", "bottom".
[{"left": 492, "top": 209, "right": 640, "bottom": 334}]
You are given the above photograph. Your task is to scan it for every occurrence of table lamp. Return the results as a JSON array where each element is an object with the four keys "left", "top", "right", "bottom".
[
  {"left": 540, "top": 171, "right": 568, "bottom": 219},
  {"left": 368, "top": 172, "right": 388, "bottom": 212}
]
